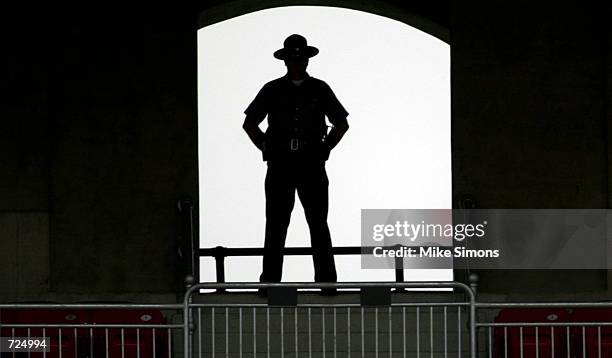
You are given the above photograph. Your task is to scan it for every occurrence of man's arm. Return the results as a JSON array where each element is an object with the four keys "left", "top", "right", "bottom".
[
  {"left": 324, "top": 119, "right": 349, "bottom": 151},
  {"left": 321, "top": 82, "right": 349, "bottom": 152},
  {"left": 243, "top": 84, "right": 269, "bottom": 151},
  {"left": 242, "top": 114, "right": 266, "bottom": 151}
]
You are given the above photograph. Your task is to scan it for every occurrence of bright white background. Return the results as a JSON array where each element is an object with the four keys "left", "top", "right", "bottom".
[{"left": 197, "top": 6, "right": 451, "bottom": 283}]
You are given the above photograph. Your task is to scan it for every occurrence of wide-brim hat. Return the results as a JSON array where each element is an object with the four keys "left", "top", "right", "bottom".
[{"left": 273, "top": 34, "right": 319, "bottom": 60}]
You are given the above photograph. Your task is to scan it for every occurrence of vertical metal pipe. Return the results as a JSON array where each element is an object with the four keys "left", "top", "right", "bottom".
[
  {"left": 388, "top": 307, "right": 392, "bottom": 358},
  {"left": 181, "top": 200, "right": 196, "bottom": 283},
  {"left": 598, "top": 326, "right": 602, "bottom": 358},
  {"left": 89, "top": 328, "right": 93, "bottom": 358},
  {"left": 375, "top": 307, "right": 378, "bottom": 358},
  {"left": 416, "top": 307, "right": 420, "bottom": 358},
  {"left": 487, "top": 327, "right": 491, "bottom": 358},
  {"left": 403, "top": 307, "right": 406, "bottom": 358},
  {"left": 267, "top": 308, "right": 270, "bottom": 358},
  {"left": 503, "top": 327, "right": 507, "bottom": 358},
  {"left": 295, "top": 307, "right": 299, "bottom": 358},
  {"left": 281, "top": 308, "right": 284, "bottom": 358},
  {"left": 395, "top": 256, "right": 404, "bottom": 284},
  {"left": 535, "top": 326, "right": 539, "bottom": 358},
  {"left": 551, "top": 327, "right": 554, "bottom": 358},
  {"left": 322, "top": 308, "right": 326, "bottom": 358},
  {"left": 121, "top": 328, "right": 125, "bottom": 358},
  {"left": 347, "top": 307, "right": 351, "bottom": 357},
  {"left": 457, "top": 307, "right": 460, "bottom": 358},
  {"left": 153, "top": 328, "right": 157, "bottom": 358},
  {"left": 582, "top": 326, "right": 586, "bottom": 358},
  {"left": 519, "top": 327, "right": 523, "bottom": 358},
  {"left": 167, "top": 328, "right": 171, "bottom": 358},
  {"left": 444, "top": 306, "right": 448, "bottom": 358},
  {"left": 566, "top": 326, "right": 570, "bottom": 358},
  {"left": 240, "top": 307, "right": 243, "bottom": 358},
  {"left": 225, "top": 308, "right": 229, "bottom": 358},
  {"left": 429, "top": 307, "right": 433, "bottom": 358},
  {"left": 43, "top": 328, "right": 47, "bottom": 358},
  {"left": 59, "top": 328, "right": 63, "bottom": 358},
  {"left": 253, "top": 308, "right": 256, "bottom": 358},
  {"left": 469, "top": 297, "right": 476, "bottom": 358},
  {"left": 105, "top": 328, "right": 109, "bottom": 358},
  {"left": 212, "top": 307, "right": 215, "bottom": 358},
  {"left": 197, "top": 308, "right": 201, "bottom": 358},
  {"left": 333, "top": 307, "right": 337, "bottom": 358},
  {"left": 73, "top": 328, "right": 78, "bottom": 358},
  {"left": 183, "top": 294, "right": 192, "bottom": 358},
  {"left": 215, "top": 257, "right": 226, "bottom": 293},
  {"left": 308, "top": 308, "right": 312, "bottom": 358},
  {"left": 137, "top": 328, "right": 141, "bottom": 358},
  {"left": 361, "top": 307, "right": 364, "bottom": 358}
]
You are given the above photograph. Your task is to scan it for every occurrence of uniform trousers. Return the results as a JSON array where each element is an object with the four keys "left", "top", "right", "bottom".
[{"left": 259, "top": 157, "right": 337, "bottom": 283}]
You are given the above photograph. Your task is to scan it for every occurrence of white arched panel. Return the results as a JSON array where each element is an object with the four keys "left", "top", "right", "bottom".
[{"left": 198, "top": 6, "right": 451, "bottom": 283}]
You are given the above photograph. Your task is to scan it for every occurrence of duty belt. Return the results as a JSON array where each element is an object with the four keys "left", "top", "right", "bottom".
[
  {"left": 265, "top": 134, "right": 325, "bottom": 153},
  {"left": 288, "top": 138, "right": 322, "bottom": 151},
  {"left": 290, "top": 138, "right": 300, "bottom": 151}
]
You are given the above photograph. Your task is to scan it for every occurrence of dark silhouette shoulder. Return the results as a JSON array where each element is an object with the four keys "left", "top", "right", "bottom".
[
  {"left": 255, "top": 76, "right": 338, "bottom": 112},
  {"left": 264, "top": 75, "right": 332, "bottom": 91}
]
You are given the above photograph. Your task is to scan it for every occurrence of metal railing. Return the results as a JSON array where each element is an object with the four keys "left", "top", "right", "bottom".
[
  {"left": 6, "top": 284, "right": 612, "bottom": 358},
  {"left": 0, "top": 303, "right": 184, "bottom": 358},
  {"left": 183, "top": 281, "right": 477, "bottom": 358},
  {"left": 476, "top": 302, "right": 612, "bottom": 358},
  {"left": 199, "top": 246, "right": 415, "bottom": 289}
]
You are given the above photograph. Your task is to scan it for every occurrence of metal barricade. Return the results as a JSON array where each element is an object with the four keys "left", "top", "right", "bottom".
[
  {"left": 13, "top": 284, "right": 612, "bottom": 357},
  {"left": 476, "top": 302, "right": 612, "bottom": 358},
  {"left": 0, "top": 304, "right": 184, "bottom": 358},
  {"left": 183, "top": 282, "right": 477, "bottom": 358}
]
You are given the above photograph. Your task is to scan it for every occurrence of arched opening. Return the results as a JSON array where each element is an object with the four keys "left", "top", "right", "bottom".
[{"left": 197, "top": 5, "right": 451, "bottom": 283}]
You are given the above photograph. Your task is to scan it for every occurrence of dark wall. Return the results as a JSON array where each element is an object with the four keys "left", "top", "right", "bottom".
[
  {"left": 452, "top": 2, "right": 607, "bottom": 208},
  {"left": 2, "top": 6, "right": 199, "bottom": 297},
  {"left": 48, "top": 8, "right": 198, "bottom": 294},
  {"left": 1, "top": 1, "right": 610, "bottom": 298},
  {"left": 1, "top": 11, "right": 50, "bottom": 211},
  {"left": 451, "top": 2, "right": 609, "bottom": 294}
]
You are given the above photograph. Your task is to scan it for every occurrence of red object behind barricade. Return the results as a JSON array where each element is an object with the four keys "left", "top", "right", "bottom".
[
  {"left": 0, "top": 309, "right": 16, "bottom": 338},
  {"left": 90, "top": 309, "right": 168, "bottom": 358},
  {"left": 570, "top": 308, "right": 612, "bottom": 358},
  {"left": 494, "top": 308, "right": 570, "bottom": 358},
  {"left": 0, "top": 308, "right": 88, "bottom": 358}
]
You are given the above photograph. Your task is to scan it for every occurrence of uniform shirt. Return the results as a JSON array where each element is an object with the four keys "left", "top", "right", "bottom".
[{"left": 244, "top": 73, "right": 349, "bottom": 161}]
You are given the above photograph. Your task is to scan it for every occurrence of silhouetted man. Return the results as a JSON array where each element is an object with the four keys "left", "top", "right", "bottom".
[{"left": 243, "top": 34, "right": 349, "bottom": 295}]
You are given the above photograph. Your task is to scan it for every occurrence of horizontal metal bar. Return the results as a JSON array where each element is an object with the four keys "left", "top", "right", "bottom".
[
  {"left": 200, "top": 246, "right": 373, "bottom": 257},
  {"left": 189, "top": 302, "right": 470, "bottom": 308},
  {"left": 200, "top": 245, "right": 442, "bottom": 258},
  {"left": 187, "top": 281, "right": 472, "bottom": 291},
  {"left": 477, "top": 322, "right": 612, "bottom": 327},
  {"left": 0, "top": 324, "right": 183, "bottom": 328},
  {"left": 476, "top": 302, "right": 612, "bottom": 308},
  {"left": 0, "top": 304, "right": 182, "bottom": 309}
]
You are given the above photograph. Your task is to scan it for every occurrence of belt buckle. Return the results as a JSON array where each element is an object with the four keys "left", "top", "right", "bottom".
[{"left": 290, "top": 138, "right": 299, "bottom": 151}]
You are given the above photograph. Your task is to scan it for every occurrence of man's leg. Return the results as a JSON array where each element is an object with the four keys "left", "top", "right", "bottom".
[
  {"left": 260, "top": 162, "right": 296, "bottom": 283},
  {"left": 296, "top": 161, "right": 337, "bottom": 283}
]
